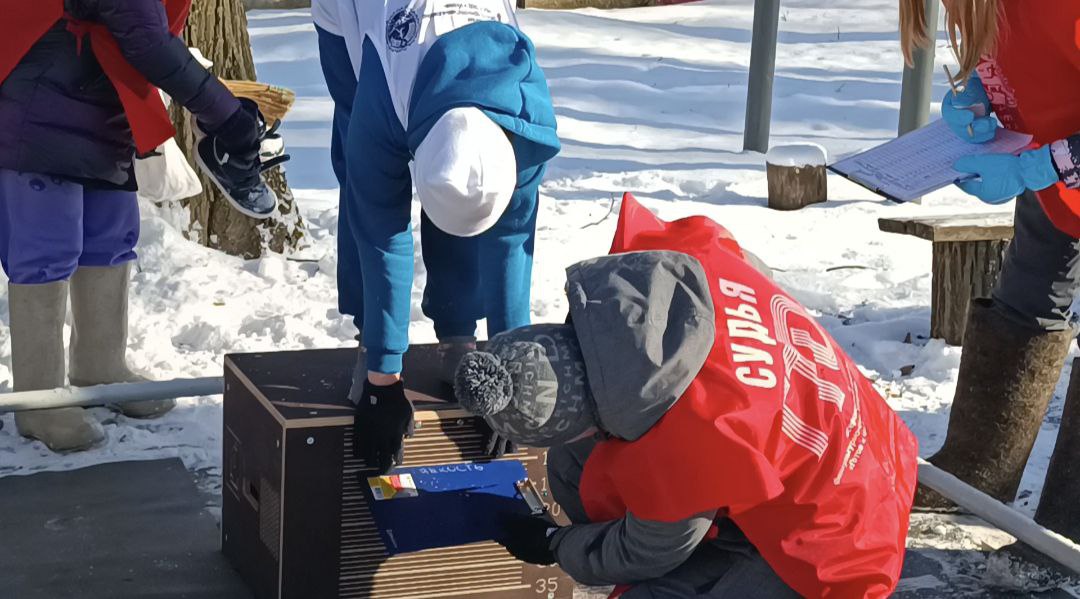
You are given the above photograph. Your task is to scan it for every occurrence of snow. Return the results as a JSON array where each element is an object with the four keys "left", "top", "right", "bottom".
[
  {"left": 766, "top": 143, "right": 828, "bottom": 167},
  {"left": 0, "top": 1, "right": 1077, "bottom": 592}
]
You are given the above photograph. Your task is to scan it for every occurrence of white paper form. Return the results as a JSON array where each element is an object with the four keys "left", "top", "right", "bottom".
[{"left": 829, "top": 120, "right": 1034, "bottom": 202}]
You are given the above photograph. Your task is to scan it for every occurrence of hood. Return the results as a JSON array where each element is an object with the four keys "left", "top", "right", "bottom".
[
  {"left": 565, "top": 250, "right": 716, "bottom": 441},
  {"left": 407, "top": 21, "right": 560, "bottom": 173}
]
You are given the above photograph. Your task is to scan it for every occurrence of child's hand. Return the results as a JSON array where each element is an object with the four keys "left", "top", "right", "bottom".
[
  {"left": 953, "top": 145, "right": 1060, "bottom": 204},
  {"left": 942, "top": 74, "right": 997, "bottom": 144}
]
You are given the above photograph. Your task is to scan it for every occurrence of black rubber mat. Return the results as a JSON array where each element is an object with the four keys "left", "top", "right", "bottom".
[{"left": 0, "top": 458, "right": 250, "bottom": 599}]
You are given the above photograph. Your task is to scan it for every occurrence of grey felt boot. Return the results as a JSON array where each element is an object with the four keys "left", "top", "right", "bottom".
[
  {"left": 915, "top": 299, "right": 1073, "bottom": 509},
  {"left": 1033, "top": 359, "right": 1080, "bottom": 542},
  {"left": 68, "top": 264, "right": 174, "bottom": 419},
  {"left": 988, "top": 361, "right": 1080, "bottom": 577},
  {"left": 11, "top": 281, "right": 105, "bottom": 452},
  {"left": 437, "top": 336, "right": 477, "bottom": 385}
]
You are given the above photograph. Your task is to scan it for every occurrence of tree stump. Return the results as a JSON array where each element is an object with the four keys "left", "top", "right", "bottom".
[
  {"left": 878, "top": 213, "right": 1015, "bottom": 345},
  {"left": 931, "top": 239, "right": 1010, "bottom": 345},
  {"left": 765, "top": 144, "right": 827, "bottom": 211}
]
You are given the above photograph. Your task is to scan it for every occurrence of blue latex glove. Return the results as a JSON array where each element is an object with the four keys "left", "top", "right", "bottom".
[
  {"left": 942, "top": 74, "right": 998, "bottom": 144},
  {"left": 953, "top": 145, "right": 1061, "bottom": 204}
]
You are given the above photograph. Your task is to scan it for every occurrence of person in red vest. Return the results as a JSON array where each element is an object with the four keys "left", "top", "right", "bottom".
[
  {"left": 0, "top": 0, "right": 283, "bottom": 451},
  {"left": 453, "top": 195, "right": 918, "bottom": 598},
  {"left": 900, "top": 1, "right": 1080, "bottom": 537}
]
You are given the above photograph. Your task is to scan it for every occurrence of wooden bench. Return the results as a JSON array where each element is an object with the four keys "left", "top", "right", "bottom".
[{"left": 878, "top": 213, "right": 1014, "bottom": 345}]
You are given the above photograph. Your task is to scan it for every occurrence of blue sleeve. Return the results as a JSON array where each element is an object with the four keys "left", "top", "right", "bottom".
[
  {"left": 346, "top": 38, "right": 414, "bottom": 374},
  {"left": 78, "top": 0, "right": 240, "bottom": 129}
]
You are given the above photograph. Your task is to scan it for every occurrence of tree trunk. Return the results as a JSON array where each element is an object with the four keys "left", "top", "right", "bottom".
[
  {"left": 931, "top": 239, "right": 1009, "bottom": 345},
  {"left": 170, "top": 0, "right": 306, "bottom": 259}
]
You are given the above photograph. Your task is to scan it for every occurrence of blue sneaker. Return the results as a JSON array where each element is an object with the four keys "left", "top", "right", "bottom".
[{"left": 194, "top": 99, "right": 289, "bottom": 219}]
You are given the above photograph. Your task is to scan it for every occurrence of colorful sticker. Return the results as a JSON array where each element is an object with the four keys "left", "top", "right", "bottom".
[{"left": 367, "top": 473, "right": 419, "bottom": 501}]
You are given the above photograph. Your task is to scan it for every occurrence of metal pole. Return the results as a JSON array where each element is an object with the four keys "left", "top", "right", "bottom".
[
  {"left": 743, "top": 0, "right": 781, "bottom": 153},
  {"left": 897, "top": 0, "right": 940, "bottom": 135},
  {"left": 918, "top": 459, "right": 1080, "bottom": 576},
  {"left": 0, "top": 377, "right": 224, "bottom": 414}
]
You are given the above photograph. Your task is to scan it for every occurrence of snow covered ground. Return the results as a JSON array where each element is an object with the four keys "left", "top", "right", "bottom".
[{"left": 1, "top": 1, "right": 1078, "bottom": 594}]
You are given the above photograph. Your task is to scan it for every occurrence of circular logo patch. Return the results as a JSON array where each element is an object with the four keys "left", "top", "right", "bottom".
[{"left": 386, "top": 8, "right": 420, "bottom": 52}]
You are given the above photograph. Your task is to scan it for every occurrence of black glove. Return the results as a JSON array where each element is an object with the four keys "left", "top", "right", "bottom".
[
  {"left": 477, "top": 418, "right": 516, "bottom": 458},
  {"left": 499, "top": 514, "right": 560, "bottom": 565},
  {"left": 353, "top": 380, "right": 414, "bottom": 474}
]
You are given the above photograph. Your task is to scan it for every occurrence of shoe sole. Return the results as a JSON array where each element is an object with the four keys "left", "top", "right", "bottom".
[{"left": 192, "top": 124, "right": 277, "bottom": 220}]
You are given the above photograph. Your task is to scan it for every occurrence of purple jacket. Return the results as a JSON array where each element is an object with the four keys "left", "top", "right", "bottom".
[{"left": 0, "top": 0, "right": 240, "bottom": 188}]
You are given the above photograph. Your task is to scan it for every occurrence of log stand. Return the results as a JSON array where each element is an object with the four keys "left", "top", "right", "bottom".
[{"left": 878, "top": 213, "right": 1014, "bottom": 345}]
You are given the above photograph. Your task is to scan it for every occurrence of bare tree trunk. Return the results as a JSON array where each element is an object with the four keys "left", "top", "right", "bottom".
[{"left": 170, "top": 0, "right": 306, "bottom": 259}]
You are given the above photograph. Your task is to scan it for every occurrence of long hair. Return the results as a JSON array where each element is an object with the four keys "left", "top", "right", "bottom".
[{"left": 900, "top": 0, "right": 999, "bottom": 86}]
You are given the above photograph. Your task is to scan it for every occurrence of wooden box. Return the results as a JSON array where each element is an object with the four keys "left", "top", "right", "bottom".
[{"left": 222, "top": 346, "right": 573, "bottom": 599}]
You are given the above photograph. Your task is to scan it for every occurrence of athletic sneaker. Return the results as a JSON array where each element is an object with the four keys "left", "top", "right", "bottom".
[{"left": 194, "top": 98, "right": 290, "bottom": 219}]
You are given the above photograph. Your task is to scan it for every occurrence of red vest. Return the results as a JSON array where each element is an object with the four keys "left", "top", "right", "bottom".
[
  {"left": 0, "top": 0, "right": 192, "bottom": 154},
  {"left": 978, "top": 2, "right": 1080, "bottom": 237},
  {"left": 579, "top": 194, "right": 919, "bottom": 599}
]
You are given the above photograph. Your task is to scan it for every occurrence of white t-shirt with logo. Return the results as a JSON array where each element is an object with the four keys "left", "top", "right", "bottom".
[{"left": 341, "top": 0, "right": 518, "bottom": 129}]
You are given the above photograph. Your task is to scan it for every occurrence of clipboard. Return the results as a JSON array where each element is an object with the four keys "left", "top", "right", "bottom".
[{"left": 829, "top": 120, "right": 1033, "bottom": 203}]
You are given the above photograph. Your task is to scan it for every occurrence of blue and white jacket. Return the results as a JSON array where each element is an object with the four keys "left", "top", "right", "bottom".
[{"left": 324, "top": 0, "right": 560, "bottom": 372}]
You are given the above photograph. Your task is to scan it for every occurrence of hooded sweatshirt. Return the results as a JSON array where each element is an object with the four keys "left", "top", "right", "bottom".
[
  {"left": 547, "top": 248, "right": 725, "bottom": 587},
  {"left": 342, "top": 1, "right": 559, "bottom": 373}
]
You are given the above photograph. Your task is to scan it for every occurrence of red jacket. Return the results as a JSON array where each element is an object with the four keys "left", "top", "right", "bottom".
[
  {"left": 0, "top": 0, "right": 190, "bottom": 154},
  {"left": 978, "top": 1, "right": 1080, "bottom": 237},
  {"left": 579, "top": 194, "right": 919, "bottom": 598}
]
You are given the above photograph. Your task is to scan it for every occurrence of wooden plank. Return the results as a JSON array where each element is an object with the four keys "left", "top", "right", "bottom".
[{"left": 878, "top": 213, "right": 1014, "bottom": 242}]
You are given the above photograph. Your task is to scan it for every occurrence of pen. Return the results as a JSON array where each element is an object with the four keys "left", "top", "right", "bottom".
[{"left": 944, "top": 65, "right": 975, "bottom": 137}]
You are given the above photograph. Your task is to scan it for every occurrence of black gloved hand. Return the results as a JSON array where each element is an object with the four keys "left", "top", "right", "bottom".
[
  {"left": 499, "top": 514, "right": 560, "bottom": 565},
  {"left": 353, "top": 380, "right": 414, "bottom": 474},
  {"left": 476, "top": 418, "right": 516, "bottom": 458}
]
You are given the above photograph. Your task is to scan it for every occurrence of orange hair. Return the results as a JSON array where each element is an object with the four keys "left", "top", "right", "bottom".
[{"left": 900, "top": 0, "right": 999, "bottom": 86}]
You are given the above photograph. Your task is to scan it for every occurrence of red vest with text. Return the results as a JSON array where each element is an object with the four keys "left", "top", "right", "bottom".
[
  {"left": 578, "top": 194, "right": 919, "bottom": 599},
  {"left": 978, "top": 1, "right": 1080, "bottom": 237},
  {"left": 0, "top": 0, "right": 191, "bottom": 154}
]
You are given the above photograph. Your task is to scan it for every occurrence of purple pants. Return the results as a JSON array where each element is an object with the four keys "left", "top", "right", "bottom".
[{"left": 0, "top": 169, "right": 139, "bottom": 284}]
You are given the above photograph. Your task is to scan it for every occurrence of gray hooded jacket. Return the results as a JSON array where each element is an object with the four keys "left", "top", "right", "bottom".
[{"left": 550, "top": 250, "right": 724, "bottom": 587}]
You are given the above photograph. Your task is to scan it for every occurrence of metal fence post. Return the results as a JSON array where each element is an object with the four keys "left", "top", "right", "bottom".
[
  {"left": 743, "top": 0, "right": 782, "bottom": 153},
  {"left": 897, "top": 0, "right": 940, "bottom": 135}
]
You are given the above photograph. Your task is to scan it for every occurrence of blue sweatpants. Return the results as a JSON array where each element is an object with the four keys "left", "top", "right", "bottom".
[
  {"left": 0, "top": 169, "right": 139, "bottom": 284},
  {"left": 316, "top": 25, "right": 365, "bottom": 326}
]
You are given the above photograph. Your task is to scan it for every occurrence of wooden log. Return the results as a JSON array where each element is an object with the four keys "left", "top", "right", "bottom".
[
  {"left": 766, "top": 144, "right": 827, "bottom": 211},
  {"left": 931, "top": 238, "right": 1010, "bottom": 345},
  {"left": 878, "top": 213, "right": 1014, "bottom": 242}
]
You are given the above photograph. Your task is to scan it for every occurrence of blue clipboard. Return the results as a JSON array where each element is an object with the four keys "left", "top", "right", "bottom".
[{"left": 364, "top": 460, "right": 543, "bottom": 554}]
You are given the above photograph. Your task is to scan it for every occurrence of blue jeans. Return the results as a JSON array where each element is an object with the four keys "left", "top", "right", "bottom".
[{"left": 0, "top": 169, "right": 139, "bottom": 284}]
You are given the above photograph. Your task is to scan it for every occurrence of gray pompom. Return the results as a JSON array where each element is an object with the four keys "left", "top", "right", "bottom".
[{"left": 454, "top": 351, "right": 513, "bottom": 416}]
